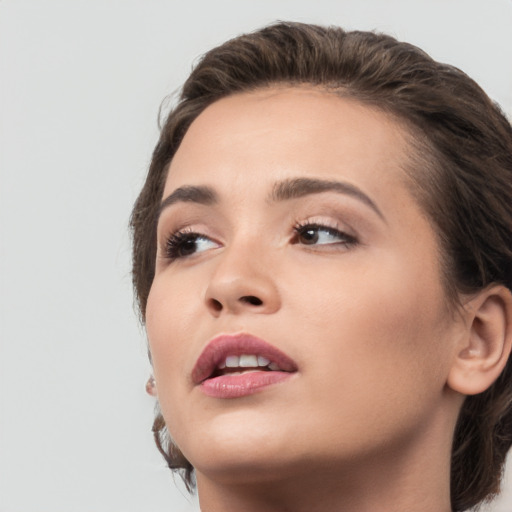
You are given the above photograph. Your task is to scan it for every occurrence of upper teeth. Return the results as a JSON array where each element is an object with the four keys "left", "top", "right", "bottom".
[{"left": 218, "top": 354, "right": 280, "bottom": 370}]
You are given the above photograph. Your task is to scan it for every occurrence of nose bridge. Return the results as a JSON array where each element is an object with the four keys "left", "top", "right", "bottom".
[{"left": 204, "top": 234, "right": 280, "bottom": 315}]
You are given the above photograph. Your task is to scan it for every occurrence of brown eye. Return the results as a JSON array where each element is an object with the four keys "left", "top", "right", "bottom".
[
  {"left": 298, "top": 227, "right": 320, "bottom": 244},
  {"left": 165, "top": 232, "right": 219, "bottom": 260},
  {"left": 294, "top": 223, "right": 358, "bottom": 247}
]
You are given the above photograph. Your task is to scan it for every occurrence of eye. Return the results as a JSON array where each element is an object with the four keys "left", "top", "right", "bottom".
[
  {"left": 293, "top": 222, "right": 357, "bottom": 247},
  {"left": 164, "top": 230, "right": 219, "bottom": 260}
]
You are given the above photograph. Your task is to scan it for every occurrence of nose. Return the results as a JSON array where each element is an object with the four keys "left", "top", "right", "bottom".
[{"left": 204, "top": 243, "right": 281, "bottom": 316}]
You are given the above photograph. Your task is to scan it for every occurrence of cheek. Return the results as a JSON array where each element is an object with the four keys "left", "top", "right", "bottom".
[
  {"left": 281, "top": 260, "right": 453, "bottom": 452},
  {"left": 289, "top": 248, "right": 452, "bottom": 393},
  {"left": 145, "top": 281, "right": 201, "bottom": 449},
  {"left": 145, "top": 277, "right": 195, "bottom": 389}
]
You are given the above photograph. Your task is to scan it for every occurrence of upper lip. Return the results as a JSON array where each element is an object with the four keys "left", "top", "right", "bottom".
[{"left": 192, "top": 333, "right": 298, "bottom": 384}]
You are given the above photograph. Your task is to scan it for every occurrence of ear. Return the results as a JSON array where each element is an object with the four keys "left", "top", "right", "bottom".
[
  {"left": 145, "top": 375, "right": 158, "bottom": 397},
  {"left": 447, "top": 285, "right": 512, "bottom": 396}
]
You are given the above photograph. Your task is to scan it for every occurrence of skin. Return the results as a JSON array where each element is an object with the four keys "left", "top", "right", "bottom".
[{"left": 146, "top": 87, "right": 473, "bottom": 512}]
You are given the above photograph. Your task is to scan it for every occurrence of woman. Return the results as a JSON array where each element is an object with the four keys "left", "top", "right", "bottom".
[{"left": 131, "top": 22, "right": 512, "bottom": 512}]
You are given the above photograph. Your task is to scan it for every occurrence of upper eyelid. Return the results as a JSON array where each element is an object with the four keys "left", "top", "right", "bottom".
[
  {"left": 158, "top": 220, "right": 213, "bottom": 243},
  {"left": 293, "top": 216, "right": 356, "bottom": 235},
  {"left": 294, "top": 222, "right": 358, "bottom": 243},
  {"left": 158, "top": 205, "right": 364, "bottom": 241},
  {"left": 160, "top": 215, "right": 355, "bottom": 236},
  {"left": 158, "top": 191, "right": 372, "bottom": 225},
  {"left": 295, "top": 222, "right": 349, "bottom": 235}
]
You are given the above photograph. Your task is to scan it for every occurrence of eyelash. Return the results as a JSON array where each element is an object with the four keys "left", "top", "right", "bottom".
[
  {"left": 164, "top": 229, "right": 213, "bottom": 260},
  {"left": 163, "top": 221, "right": 358, "bottom": 261},
  {"left": 292, "top": 220, "right": 358, "bottom": 248}
]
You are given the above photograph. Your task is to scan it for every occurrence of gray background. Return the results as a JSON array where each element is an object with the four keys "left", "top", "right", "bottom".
[{"left": 1, "top": 1, "right": 511, "bottom": 511}]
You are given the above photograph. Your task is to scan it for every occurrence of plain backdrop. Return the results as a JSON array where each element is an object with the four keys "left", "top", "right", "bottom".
[{"left": 1, "top": 1, "right": 512, "bottom": 511}]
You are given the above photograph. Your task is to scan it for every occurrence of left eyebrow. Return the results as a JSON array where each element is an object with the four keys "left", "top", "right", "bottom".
[{"left": 270, "top": 177, "right": 386, "bottom": 221}]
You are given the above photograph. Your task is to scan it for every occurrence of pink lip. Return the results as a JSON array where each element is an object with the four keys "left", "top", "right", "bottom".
[{"left": 192, "top": 333, "right": 298, "bottom": 398}]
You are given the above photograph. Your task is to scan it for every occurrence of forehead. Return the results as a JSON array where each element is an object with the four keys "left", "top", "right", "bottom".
[{"left": 164, "top": 87, "right": 413, "bottom": 203}]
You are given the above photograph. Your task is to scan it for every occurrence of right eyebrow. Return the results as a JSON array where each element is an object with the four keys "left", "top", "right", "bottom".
[{"left": 158, "top": 185, "right": 218, "bottom": 218}]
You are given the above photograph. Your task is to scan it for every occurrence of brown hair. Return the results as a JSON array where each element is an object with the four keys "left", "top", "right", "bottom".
[{"left": 130, "top": 22, "right": 512, "bottom": 511}]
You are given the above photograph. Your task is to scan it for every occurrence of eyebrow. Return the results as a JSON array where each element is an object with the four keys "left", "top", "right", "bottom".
[
  {"left": 270, "top": 177, "right": 384, "bottom": 220},
  {"left": 158, "top": 185, "right": 218, "bottom": 217},
  {"left": 159, "top": 177, "right": 384, "bottom": 221}
]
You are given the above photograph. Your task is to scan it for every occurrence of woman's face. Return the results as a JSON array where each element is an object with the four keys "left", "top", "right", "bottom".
[{"left": 146, "top": 87, "right": 463, "bottom": 481}]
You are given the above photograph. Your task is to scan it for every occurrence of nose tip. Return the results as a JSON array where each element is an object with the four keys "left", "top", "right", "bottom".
[
  {"left": 203, "top": 238, "right": 281, "bottom": 316},
  {"left": 205, "top": 273, "right": 280, "bottom": 316}
]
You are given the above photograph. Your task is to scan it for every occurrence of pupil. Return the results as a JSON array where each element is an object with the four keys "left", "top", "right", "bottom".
[
  {"left": 302, "top": 228, "right": 318, "bottom": 244},
  {"left": 181, "top": 238, "right": 197, "bottom": 255}
]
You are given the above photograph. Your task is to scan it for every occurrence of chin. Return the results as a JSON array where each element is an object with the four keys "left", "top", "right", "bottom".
[{"left": 176, "top": 410, "right": 311, "bottom": 481}]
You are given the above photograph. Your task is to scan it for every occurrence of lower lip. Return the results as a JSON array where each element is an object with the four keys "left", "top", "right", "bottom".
[{"left": 199, "top": 371, "right": 293, "bottom": 398}]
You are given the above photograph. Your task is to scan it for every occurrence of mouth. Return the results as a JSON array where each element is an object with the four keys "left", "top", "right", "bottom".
[
  {"left": 209, "top": 354, "right": 284, "bottom": 377},
  {"left": 192, "top": 333, "right": 298, "bottom": 398}
]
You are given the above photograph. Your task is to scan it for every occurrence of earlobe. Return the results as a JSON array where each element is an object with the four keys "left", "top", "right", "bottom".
[
  {"left": 447, "top": 286, "right": 512, "bottom": 396},
  {"left": 146, "top": 375, "right": 158, "bottom": 397}
]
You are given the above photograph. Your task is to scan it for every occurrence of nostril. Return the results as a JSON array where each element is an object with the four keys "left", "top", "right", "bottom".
[
  {"left": 240, "top": 295, "right": 263, "bottom": 306},
  {"left": 209, "top": 298, "right": 223, "bottom": 312}
]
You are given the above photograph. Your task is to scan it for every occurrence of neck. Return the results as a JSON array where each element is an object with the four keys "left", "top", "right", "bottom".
[{"left": 197, "top": 463, "right": 452, "bottom": 512}]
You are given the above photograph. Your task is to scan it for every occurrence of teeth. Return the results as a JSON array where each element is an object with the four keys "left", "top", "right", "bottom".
[
  {"left": 239, "top": 354, "right": 258, "bottom": 367},
  {"left": 257, "top": 356, "right": 270, "bottom": 366},
  {"left": 225, "top": 355, "right": 239, "bottom": 368},
  {"left": 217, "top": 354, "right": 278, "bottom": 370}
]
